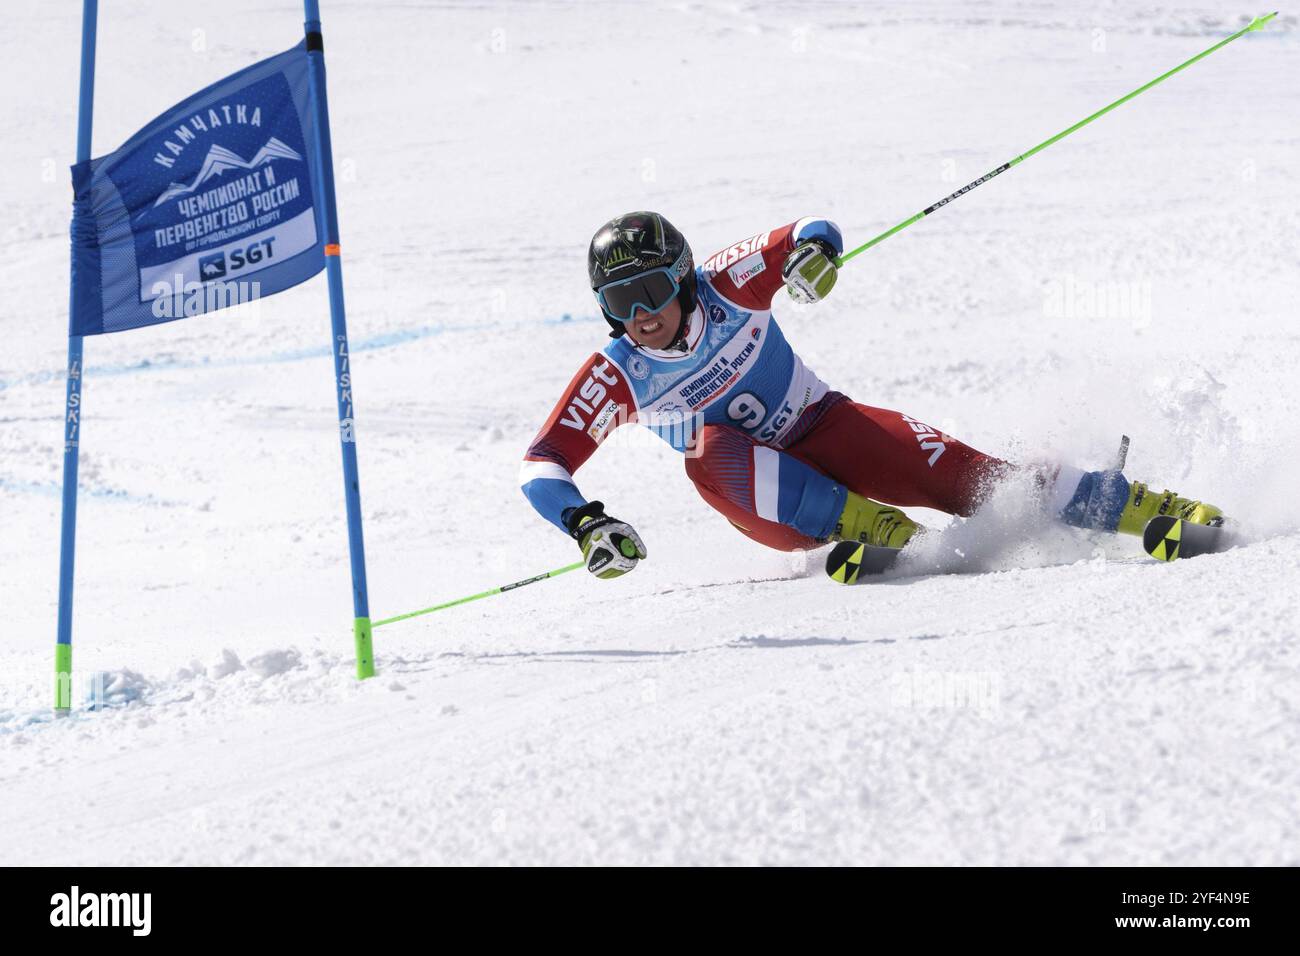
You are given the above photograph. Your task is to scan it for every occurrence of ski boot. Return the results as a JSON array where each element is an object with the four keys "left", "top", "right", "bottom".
[
  {"left": 832, "top": 491, "right": 918, "bottom": 549},
  {"left": 1116, "top": 481, "right": 1224, "bottom": 536}
]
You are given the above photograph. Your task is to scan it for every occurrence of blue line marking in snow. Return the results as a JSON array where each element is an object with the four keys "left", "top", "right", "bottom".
[
  {"left": 1, "top": 312, "right": 601, "bottom": 505},
  {"left": 0, "top": 312, "right": 601, "bottom": 392},
  {"left": 0, "top": 476, "right": 185, "bottom": 507}
]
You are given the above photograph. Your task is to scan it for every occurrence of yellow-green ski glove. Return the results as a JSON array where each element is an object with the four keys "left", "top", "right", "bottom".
[
  {"left": 565, "top": 501, "right": 647, "bottom": 580},
  {"left": 782, "top": 240, "right": 839, "bottom": 304}
]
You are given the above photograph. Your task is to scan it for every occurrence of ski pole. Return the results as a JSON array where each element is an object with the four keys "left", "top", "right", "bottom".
[
  {"left": 372, "top": 560, "right": 585, "bottom": 628},
  {"left": 837, "top": 12, "right": 1277, "bottom": 266}
]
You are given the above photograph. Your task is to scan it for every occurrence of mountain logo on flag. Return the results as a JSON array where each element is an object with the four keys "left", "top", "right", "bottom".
[
  {"left": 198, "top": 251, "right": 227, "bottom": 280},
  {"left": 153, "top": 137, "right": 304, "bottom": 206}
]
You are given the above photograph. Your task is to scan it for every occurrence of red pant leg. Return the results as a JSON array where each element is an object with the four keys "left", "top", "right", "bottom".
[
  {"left": 786, "top": 401, "right": 1010, "bottom": 516},
  {"left": 684, "top": 424, "right": 822, "bottom": 551}
]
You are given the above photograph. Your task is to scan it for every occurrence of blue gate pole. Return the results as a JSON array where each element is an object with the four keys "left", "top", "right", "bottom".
[
  {"left": 302, "top": 0, "right": 374, "bottom": 678},
  {"left": 55, "top": 0, "right": 99, "bottom": 715}
]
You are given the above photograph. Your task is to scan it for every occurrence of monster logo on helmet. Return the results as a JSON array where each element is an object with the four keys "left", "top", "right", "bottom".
[{"left": 588, "top": 211, "right": 698, "bottom": 339}]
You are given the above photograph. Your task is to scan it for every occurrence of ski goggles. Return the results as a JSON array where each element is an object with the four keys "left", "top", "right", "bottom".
[{"left": 595, "top": 266, "right": 681, "bottom": 323}]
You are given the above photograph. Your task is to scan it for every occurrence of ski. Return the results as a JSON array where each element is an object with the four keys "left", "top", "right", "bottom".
[
  {"left": 825, "top": 539, "right": 904, "bottom": 584},
  {"left": 1142, "top": 515, "right": 1229, "bottom": 562},
  {"left": 828, "top": 515, "right": 1233, "bottom": 583}
]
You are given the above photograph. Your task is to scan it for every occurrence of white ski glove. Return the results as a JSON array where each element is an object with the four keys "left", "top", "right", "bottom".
[
  {"left": 782, "top": 239, "right": 839, "bottom": 304},
  {"left": 565, "top": 501, "right": 647, "bottom": 580}
]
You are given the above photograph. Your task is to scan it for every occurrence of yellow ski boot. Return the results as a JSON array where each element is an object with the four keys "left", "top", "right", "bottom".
[
  {"left": 1116, "top": 481, "right": 1224, "bottom": 536},
  {"left": 832, "top": 491, "right": 918, "bottom": 549}
]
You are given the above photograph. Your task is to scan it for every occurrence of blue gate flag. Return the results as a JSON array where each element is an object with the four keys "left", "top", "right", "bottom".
[{"left": 70, "top": 43, "right": 325, "bottom": 336}]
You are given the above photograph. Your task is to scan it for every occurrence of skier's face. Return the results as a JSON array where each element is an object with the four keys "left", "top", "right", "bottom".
[{"left": 623, "top": 297, "right": 682, "bottom": 350}]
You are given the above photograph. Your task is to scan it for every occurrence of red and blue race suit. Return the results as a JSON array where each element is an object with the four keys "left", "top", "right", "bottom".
[{"left": 521, "top": 218, "right": 1040, "bottom": 550}]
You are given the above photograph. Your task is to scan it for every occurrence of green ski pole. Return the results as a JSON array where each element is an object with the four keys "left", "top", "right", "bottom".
[
  {"left": 372, "top": 560, "right": 585, "bottom": 628},
  {"left": 837, "top": 12, "right": 1277, "bottom": 266}
]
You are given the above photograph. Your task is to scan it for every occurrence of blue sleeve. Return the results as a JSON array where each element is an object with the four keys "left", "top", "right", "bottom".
[
  {"left": 521, "top": 470, "right": 587, "bottom": 534},
  {"left": 792, "top": 217, "right": 844, "bottom": 256}
]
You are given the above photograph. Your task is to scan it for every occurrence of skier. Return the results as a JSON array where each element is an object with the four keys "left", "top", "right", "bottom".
[{"left": 519, "top": 212, "right": 1223, "bottom": 579}]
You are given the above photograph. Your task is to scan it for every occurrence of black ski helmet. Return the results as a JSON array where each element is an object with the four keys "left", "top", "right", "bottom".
[{"left": 587, "top": 211, "right": 697, "bottom": 338}]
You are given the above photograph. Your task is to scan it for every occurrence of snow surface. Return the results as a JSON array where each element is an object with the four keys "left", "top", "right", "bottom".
[{"left": 1, "top": 1, "right": 1298, "bottom": 865}]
